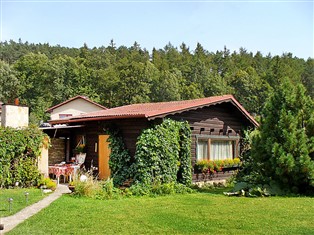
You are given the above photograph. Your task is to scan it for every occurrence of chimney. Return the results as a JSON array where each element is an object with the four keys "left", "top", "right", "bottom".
[
  {"left": 1, "top": 104, "right": 29, "bottom": 128},
  {"left": 14, "top": 98, "right": 20, "bottom": 106}
]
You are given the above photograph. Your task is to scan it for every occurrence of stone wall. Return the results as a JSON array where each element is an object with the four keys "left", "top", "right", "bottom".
[{"left": 49, "top": 138, "right": 65, "bottom": 165}]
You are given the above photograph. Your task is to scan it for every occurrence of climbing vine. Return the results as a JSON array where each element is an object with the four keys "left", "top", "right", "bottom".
[
  {"left": 106, "top": 128, "right": 132, "bottom": 186},
  {"left": 177, "top": 121, "right": 192, "bottom": 185},
  {"left": 132, "top": 119, "right": 192, "bottom": 185}
]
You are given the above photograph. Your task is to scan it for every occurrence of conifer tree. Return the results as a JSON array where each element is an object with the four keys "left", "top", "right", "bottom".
[{"left": 251, "top": 78, "right": 314, "bottom": 193}]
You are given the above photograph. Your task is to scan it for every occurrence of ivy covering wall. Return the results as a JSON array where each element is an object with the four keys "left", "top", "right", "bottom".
[
  {"left": 132, "top": 119, "right": 192, "bottom": 185},
  {"left": 107, "top": 129, "right": 132, "bottom": 186},
  {"left": 107, "top": 119, "right": 192, "bottom": 186},
  {"left": 0, "top": 126, "right": 49, "bottom": 188}
]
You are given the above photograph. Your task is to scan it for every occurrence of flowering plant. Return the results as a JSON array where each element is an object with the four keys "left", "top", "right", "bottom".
[
  {"left": 195, "top": 158, "right": 241, "bottom": 174},
  {"left": 75, "top": 144, "right": 86, "bottom": 153}
]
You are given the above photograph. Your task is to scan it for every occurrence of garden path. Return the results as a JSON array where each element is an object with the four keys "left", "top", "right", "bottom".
[{"left": 0, "top": 184, "right": 70, "bottom": 234}]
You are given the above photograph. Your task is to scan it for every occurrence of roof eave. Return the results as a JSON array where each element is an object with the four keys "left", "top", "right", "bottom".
[
  {"left": 229, "top": 99, "right": 259, "bottom": 127},
  {"left": 49, "top": 114, "right": 147, "bottom": 125},
  {"left": 147, "top": 97, "right": 259, "bottom": 127}
]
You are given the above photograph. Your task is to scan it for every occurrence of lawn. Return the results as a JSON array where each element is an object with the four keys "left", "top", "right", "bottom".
[
  {"left": 0, "top": 188, "right": 46, "bottom": 217},
  {"left": 7, "top": 191, "right": 314, "bottom": 235}
]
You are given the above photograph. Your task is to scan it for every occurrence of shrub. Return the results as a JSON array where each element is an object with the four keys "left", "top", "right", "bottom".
[
  {"left": 73, "top": 178, "right": 101, "bottom": 198},
  {"left": 129, "top": 183, "right": 151, "bottom": 196},
  {"left": 0, "top": 125, "right": 48, "bottom": 188},
  {"left": 38, "top": 177, "right": 57, "bottom": 190},
  {"left": 71, "top": 170, "right": 123, "bottom": 199},
  {"left": 129, "top": 181, "right": 194, "bottom": 197}
]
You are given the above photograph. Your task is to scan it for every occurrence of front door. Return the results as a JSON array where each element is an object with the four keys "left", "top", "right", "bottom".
[{"left": 98, "top": 135, "right": 111, "bottom": 179}]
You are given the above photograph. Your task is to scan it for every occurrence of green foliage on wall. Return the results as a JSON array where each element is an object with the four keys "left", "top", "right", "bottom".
[
  {"left": 107, "top": 128, "right": 132, "bottom": 186},
  {"left": 132, "top": 119, "right": 192, "bottom": 185},
  {"left": 177, "top": 121, "right": 192, "bottom": 185},
  {"left": 0, "top": 125, "right": 49, "bottom": 188}
]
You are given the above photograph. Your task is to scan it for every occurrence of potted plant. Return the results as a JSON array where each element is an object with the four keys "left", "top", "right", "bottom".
[
  {"left": 75, "top": 144, "right": 86, "bottom": 164},
  {"left": 75, "top": 144, "right": 86, "bottom": 153}
]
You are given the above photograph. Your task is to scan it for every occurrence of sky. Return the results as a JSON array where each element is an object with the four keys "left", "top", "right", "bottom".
[{"left": 1, "top": 0, "right": 313, "bottom": 59}]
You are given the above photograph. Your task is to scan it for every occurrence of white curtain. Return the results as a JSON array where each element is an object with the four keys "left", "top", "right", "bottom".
[
  {"left": 210, "top": 141, "right": 233, "bottom": 160},
  {"left": 197, "top": 140, "right": 208, "bottom": 160}
]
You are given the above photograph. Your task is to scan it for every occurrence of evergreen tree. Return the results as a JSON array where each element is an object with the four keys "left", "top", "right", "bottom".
[{"left": 251, "top": 79, "right": 314, "bottom": 194}]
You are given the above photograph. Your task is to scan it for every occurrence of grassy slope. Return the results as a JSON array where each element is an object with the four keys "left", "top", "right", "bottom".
[
  {"left": 0, "top": 188, "right": 46, "bottom": 217},
  {"left": 8, "top": 193, "right": 314, "bottom": 235}
]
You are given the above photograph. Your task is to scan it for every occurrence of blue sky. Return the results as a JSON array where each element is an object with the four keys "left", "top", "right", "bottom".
[{"left": 1, "top": 0, "right": 313, "bottom": 59}]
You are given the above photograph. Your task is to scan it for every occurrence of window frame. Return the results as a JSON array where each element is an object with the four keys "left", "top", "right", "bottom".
[{"left": 196, "top": 134, "right": 240, "bottom": 161}]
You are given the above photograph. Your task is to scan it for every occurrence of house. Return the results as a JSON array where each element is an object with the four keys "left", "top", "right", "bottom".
[
  {"left": 45, "top": 95, "right": 258, "bottom": 180},
  {"left": 42, "top": 96, "right": 107, "bottom": 167},
  {"left": 46, "top": 95, "right": 107, "bottom": 120}
]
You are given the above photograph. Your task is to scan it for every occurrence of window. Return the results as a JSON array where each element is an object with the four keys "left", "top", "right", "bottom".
[
  {"left": 210, "top": 140, "right": 233, "bottom": 160},
  {"left": 197, "top": 136, "right": 239, "bottom": 161},
  {"left": 197, "top": 140, "right": 208, "bottom": 160},
  {"left": 59, "top": 114, "right": 73, "bottom": 119}
]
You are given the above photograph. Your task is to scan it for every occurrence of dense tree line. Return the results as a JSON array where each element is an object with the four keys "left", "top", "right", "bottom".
[{"left": 0, "top": 39, "right": 313, "bottom": 124}]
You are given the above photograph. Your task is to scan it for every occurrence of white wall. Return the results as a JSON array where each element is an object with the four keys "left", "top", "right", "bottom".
[
  {"left": 1, "top": 105, "right": 29, "bottom": 128},
  {"left": 38, "top": 144, "right": 49, "bottom": 177},
  {"left": 50, "top": 99, "right": 105, "bottom": 120}
]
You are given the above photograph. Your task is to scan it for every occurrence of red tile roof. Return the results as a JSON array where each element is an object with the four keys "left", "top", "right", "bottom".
[
  {"left": 50, "top": 95, "right": 259, "bottom": 127},
  {"left": 46, "top": 95, "right": 107, "bottom": 112}
]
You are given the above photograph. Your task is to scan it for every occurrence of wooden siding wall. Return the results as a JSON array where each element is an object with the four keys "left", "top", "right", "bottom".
[
  {"left": 78, "top": 119, "right": 149, "bottom": 170},
  {"left": 169, "top": 103, "right": 253, "bottom": 165},
  {"left": 115, "top": 119, "right": 150, "bottom": 157}
]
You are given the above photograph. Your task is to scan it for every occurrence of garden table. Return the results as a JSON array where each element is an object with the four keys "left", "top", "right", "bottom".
[{"left": 49, "top": 164, "right": 79, "bottom": 184}]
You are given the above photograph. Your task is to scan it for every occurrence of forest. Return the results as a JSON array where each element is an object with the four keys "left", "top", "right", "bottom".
[{"left": 0, "top": 39, "right": 313, "bottom": 124}]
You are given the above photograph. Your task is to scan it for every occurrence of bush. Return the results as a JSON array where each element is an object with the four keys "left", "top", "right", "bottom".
[
  {"left": 71, "top": 170, "right": 123, "bottom": 199},
  {"left": 72, "top": 171, "right": 103, "bottom": 199},
  {"left": 38, "top": 177, "right": 57, "bottom": 190},
  {"left": 0, "top": 125, "right": 48, "bottom": 188},
  {"left": 129, "top": 181, "right": 194, "bottom": 197}
]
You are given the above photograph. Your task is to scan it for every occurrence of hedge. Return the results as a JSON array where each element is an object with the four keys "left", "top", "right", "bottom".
[{"left": 0, "top": 125, "right": 49, "bottom": 188}]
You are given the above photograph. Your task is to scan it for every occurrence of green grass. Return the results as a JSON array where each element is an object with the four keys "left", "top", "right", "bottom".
[
  {"left": 0, "top": 188, "right": 46, "bottom": 217},
  {"left": 7, "top": 192, "right": 314, "bottom": 235}
]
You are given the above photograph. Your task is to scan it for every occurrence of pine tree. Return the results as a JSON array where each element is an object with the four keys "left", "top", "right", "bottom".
[{"left": 251, "top": 78, "right": 314, "bottom": 194}]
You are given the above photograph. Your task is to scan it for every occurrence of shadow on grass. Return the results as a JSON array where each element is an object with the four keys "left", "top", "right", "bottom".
[{"left": 191, "top": 186, "right": 233, "bottom": 195}]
